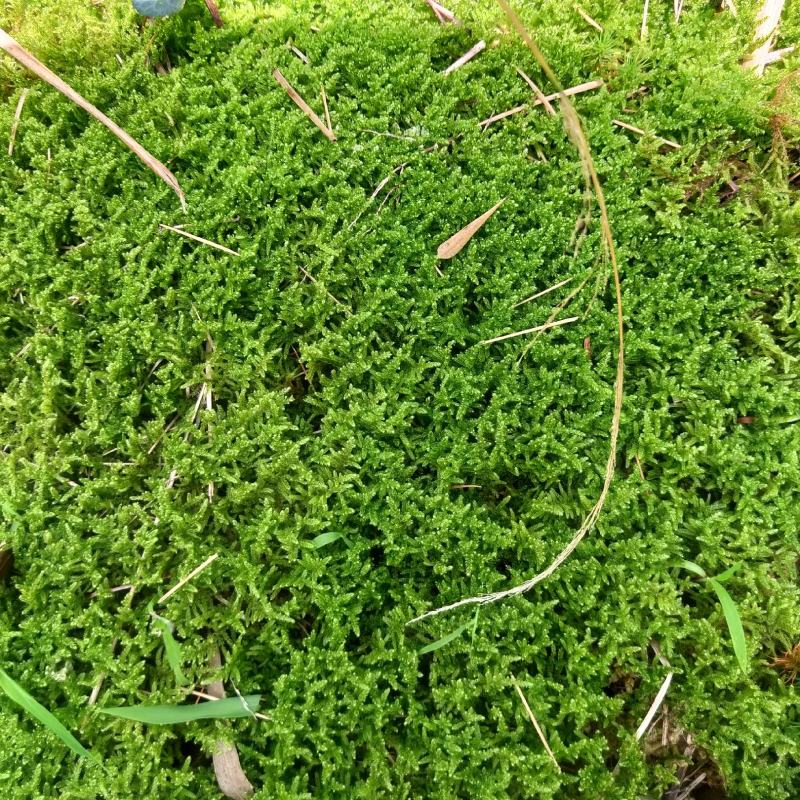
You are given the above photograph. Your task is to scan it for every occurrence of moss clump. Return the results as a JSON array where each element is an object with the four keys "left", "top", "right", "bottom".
[{"left": 1, "top": 1, "right": 799, "bottom": 797}]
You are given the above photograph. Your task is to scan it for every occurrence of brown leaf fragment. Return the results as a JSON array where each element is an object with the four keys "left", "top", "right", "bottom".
[{"left": 437, "top": 198, "right": 506, "bottom": 259}]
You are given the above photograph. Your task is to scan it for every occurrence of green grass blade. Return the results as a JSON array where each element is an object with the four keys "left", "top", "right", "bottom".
[
  {"left": 152, "top": 619, "right": 188, "bottom": 686},
  {"left": 98, "top": 694, "right": 262, "bottom": 724},
  {"left": 707, "top": 577, "right": 748, "bottom": 673},
  {"left": 678, "top": 560, "right": 707, "bottom": 578},
  {"left": 0, "top": 668, "right": 94, "bottom": 760},
  {"left": 311, "top": 531, "right": 343, "bottom": 548},
  {"left": 311, "top": 532, "right": 349, "bottom": 549},
  {"left": 712, "top": 562, "right": 741, "bottom": 583},
  {"left": 419, "top": 621, "right": 470, "bottom": 655}
]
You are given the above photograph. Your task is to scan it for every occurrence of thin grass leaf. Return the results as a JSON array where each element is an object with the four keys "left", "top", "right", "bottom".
[
  {"left": 0, "top": 668, "right": 94, "bottom": 760},
  {"left": 678, "top": 560, "right": 707, "bottom": 578},
  {"left": 707, "top": 577, "right": 748, "bottom": 673},
  {"left": 311, "top": 532, "right": 349, "bottom": 549},
  {"left": 152, "top": 618, "right": 188, "bottom": 686},
  {"left": 713, "top": 562, "right": 741, "bottom": 583},
  {"left": 98, "top": 694, "right": 262, "bottom": 724},
  {"left": 418, "top": 621, "right": 470, "bottom": 654}
]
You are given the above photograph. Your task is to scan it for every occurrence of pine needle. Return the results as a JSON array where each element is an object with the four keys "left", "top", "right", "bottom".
[
  {"left": 273, "top": 68, "right": 336, "bottom": 141},
  {"left": 437, "top": 198, "right": 506, "bottom": 259},
  {"left": 511, "top": 676, "right": 559, "bottom": 769},
  {"left": 512, "top": 276, "right": 573, "bottom": 308},
  {"left": 159, "top": 223, "right": 240, "bottom": 256},
  {"left": 158, "top": 553, "right": 219, "bottom": 604},
  {"left": 479, "top": 79, "right": 603, "bottom": 127},
  {"left": 612, "top": 119, "right": 682, "bottom": 149},
  {"left": 575, "top": 5, "right": 604, "bottom": 32},
  {"left": 0, "top": 29, "right": 185, "bottom": 209},
  {"left": 481, "top": 316, "right": 579, "bottom": 345}
]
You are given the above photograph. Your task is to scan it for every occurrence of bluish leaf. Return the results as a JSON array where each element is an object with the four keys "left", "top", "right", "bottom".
[{"left": 131, "top": 0, "right": 186, "bottom": 17}]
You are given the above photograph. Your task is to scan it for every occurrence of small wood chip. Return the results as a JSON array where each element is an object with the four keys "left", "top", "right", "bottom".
[
  {"left": 479, "top": 79, "right": 603, "bottom": 127},
  {"left": 273, "top": 68, "right": 335, "bottom": 141},
  {"left": 0, "top": 28, "right": 185, "bottom": 208},
  {"left": 443, "top": 40, "right": 486, "bottom": 75},
  {"left": 481, "top": 316, "right": 578, "bottom": 345},
  {"left": 159, "top": 223, "right": 240, "bottom": 256},
  {"left": 437, "top": 198, "right": 506, "bottom": 259},
  {"left": 635, "top": 672, "right": 673, "bottom": 741},
  {"left": 158, "top": 553, "right": 219, "bottom": 604},
  {"left": 612, "top": 119, "right": 681, "bottom": 149},
  {"left": 516, "top": 68, "right": 555, "bottom": 115},
  {"left": 575, "top": 5, "right": 604, "bottom": 32},
  {"left": 511, "top": 675, "right": 560, "bottom": 769},
  {"left": 8, "top": 87, "right": 28, "bottom": 157}
]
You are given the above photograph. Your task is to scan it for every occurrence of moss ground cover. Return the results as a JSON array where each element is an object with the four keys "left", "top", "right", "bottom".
[{"left": 1, "top": 1, "right": 799, "bottom": 797}]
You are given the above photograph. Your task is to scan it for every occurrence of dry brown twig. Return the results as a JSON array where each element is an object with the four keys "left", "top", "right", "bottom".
[
  {"left": 273, "top": 68, "right": 336, "bottom": 141},
  {"left": 207, "top": 647, "right": 255, "bottom": 799},
  {"left": 516, "top": 68, "right": 556, "bottom": 115},
  {"left": 437, "top": 198, "right": 506, "bottom": 259},
  {"left": 203, "top": 0, "right": 223, "bottom": 27},
  {"left": 409, "top": 0, "right": 625, "bottom": 624},
  {"left": 0, "top": 28, "right": 185, "bottom": 209},
  {"left": 443, "top": 40, "right": 487, "bottom": 75},
  {"left": 425, "top": 0, "right": 458, "bottom": 24}
]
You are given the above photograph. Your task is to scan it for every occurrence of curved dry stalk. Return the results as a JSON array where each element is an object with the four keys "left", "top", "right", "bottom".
[
  {"left": 408, "top": 0, "right": 625, "bottom": 625},
  {"left": 0, "top": 28, "right": 185, "bottom": 209}
]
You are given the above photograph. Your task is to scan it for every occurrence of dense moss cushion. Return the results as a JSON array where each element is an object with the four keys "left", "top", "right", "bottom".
[{"left": 0, "top": 1, "right": 799, "bottom": 797}]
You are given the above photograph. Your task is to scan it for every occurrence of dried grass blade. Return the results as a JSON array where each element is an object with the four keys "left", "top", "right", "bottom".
[
  {"left": 409, "top": 0, "right": 625, "bottom": 624},
  {"left": 321, "top": 86, "right": 332, "bottom": 132},
  {"left": 8, "top": 87, "right": 28, "bottom": 157},
  {"left": 641, "top": 0, "right": 650, "bottom": 39},
  {"left": 481, "top": 316, "right": 578, "bottom": 344},
  {"left": 272, "top": 69, "right": 335, "bottom": 141},
  {"left": 0, "top": 28, "right": 185, "bottom": 209},
  {"left": 443, "top": 40, "right": 486, "bottom": 75},
  {"left": 437, "top": 198, "right": 506, "bottom": 259},
  {"left": 511, "top": 676, "right": 559, "bottom": 769},
  {"left": 635, "top": 672, "right": 673, "bottom": 740}
]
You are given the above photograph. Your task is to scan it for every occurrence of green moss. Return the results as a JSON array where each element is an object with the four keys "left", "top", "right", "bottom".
[{"left": 1, "top": 1, "right": 799, "bottom": 798}]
